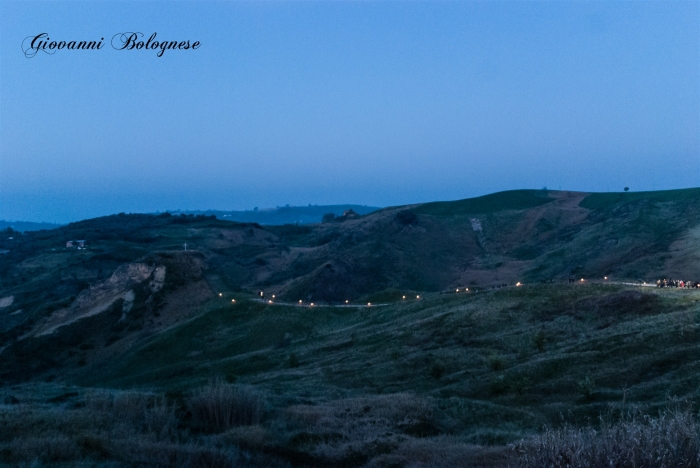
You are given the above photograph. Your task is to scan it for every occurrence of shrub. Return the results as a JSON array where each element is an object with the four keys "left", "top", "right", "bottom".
[
  {"left": 510, "top": 374, "right": 532, "bottom": 396},
  {"left": 395, "top": 210, "right": 418, "bottom": 225},
  {"left": 577, "top": 376, "right": 596, "bottom": 400},
  {"left": 3, "top": 395, "right": 19, "bottom": 405},
  {"left": 489, "top": 375, "right": 509, "bottom": 395},
  {"left": 288, "top": 353, "right": 300, "bottom": 368},
  {"left": 186, "top": 380, "right": 265, "bottom": 433},
  {"left": 430, "top": 362, "right": 445, "bottom": 379},
  {"left": 487, "top": 354, "right": 505, "bottom": 371},
  {"left": 533, "top": 330, "right": 546, "bottom": 353}
]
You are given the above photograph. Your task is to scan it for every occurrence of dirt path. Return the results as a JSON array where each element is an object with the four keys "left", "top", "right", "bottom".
[
  {"left": 252, "top": 299, "right": 391, "bottom": 308},
  {"left": 250, "top": 280, "right": 686, "bottom": 310}
]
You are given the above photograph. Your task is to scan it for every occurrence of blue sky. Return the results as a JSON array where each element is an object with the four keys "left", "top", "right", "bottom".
[{"left": 1, "top": 1, "right": 698, "bottom": 223}]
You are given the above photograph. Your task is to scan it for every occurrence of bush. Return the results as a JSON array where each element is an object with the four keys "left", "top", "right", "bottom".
[
  {"left": 395, "top": 210, "right": 418, "bottom": 225},
  {"left": 288, "top": 353, "right": 300, "bottom": 368},
  {"left": 577, "top": 376, "right": 596, "bottom": 400},
  {"left": 513, "top": 411, "right": 700, "bottom": 467},
  {"left": 510, "top": 374, "right": 532, "bottom": 396},
  {"left": 186, "top": 380, "right": 265, "bottom": 433},
  {"left": 533, "top": 330, "right": 546, "bottom": 353},
  {"left": 487, "top": 354, "right": 505, "bottom": 371},
  {"left": 489, "top": 375, "right": 509, "bottom": 395},
  {"left": 430, "top": 362, "right": 445, "bottom": 379}
]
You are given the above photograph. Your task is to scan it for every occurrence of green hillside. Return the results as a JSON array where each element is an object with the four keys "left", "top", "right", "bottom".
[
  {"left": 414, "top": 189, "right": 556, "bottom": 216},
  {"left": 82, "top": 284, "right": 700, "bottom": 427},
  {"left": 1, "top": 188, "right": 700, "bottom": 466},
  {"left": 579, "top": 187, "right": 700, "bottom": 210}
]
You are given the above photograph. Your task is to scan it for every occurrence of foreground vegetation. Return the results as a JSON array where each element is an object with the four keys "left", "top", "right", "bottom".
[
  {"left": 2, "top": 384, "right": 700, "bottom": 467},
  {"left": 515, "top": 410, "right": 700, "bottom": 467}
]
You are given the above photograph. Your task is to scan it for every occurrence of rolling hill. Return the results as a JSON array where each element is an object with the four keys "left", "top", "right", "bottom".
[
  {"left": 0, "top": 220, "right": 63, "bottom": 232},
  {"left": 168, "top": 204, "right": 380, "bottom": 225},
  {"left": 1, "top": 188, "right": 700, "bottom": 466}
]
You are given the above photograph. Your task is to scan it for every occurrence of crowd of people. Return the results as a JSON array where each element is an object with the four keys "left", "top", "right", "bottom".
[{"left": 656, "top": 279, "right": 700, "bottom": 289}]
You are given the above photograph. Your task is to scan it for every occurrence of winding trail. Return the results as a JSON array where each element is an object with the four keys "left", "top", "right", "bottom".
[
  {"left": 252, "top": 298, "right": 391, "bottom": 308},
  {"left": 248, "top": 279, "right": 683, "bottom": 309}
]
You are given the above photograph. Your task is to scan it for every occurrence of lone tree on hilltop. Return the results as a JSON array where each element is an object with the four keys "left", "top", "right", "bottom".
[{"left": 624, "top": 187, "right": 629, "bottom": 192}]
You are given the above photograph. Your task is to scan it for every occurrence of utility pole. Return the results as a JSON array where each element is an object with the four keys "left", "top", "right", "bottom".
[{"left": 184, "top": 242, "right": 187, "bottom": 251}]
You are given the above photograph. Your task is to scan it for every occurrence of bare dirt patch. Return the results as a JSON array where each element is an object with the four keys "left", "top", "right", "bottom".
[
  {"left": 0, "top": 296, "right": 14, "bottom": 308},
  {"left": 30, "top": 263, "right": 158, "bottom": 337}
]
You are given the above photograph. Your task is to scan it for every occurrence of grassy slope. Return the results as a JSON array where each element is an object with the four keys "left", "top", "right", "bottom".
[
  {"left": 413, "top": 189, "right": 556, "bottom": 216},
  {"left": 579, "top": 188, "right": 700, "bottom": 210},
  {"left": 77, "top": 283, "right": 700, "bottom": 446}
]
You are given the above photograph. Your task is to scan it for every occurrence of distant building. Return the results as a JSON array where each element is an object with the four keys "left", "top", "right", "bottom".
[{"left": 66, "top": 240, "right": 86, "bottom": 249}]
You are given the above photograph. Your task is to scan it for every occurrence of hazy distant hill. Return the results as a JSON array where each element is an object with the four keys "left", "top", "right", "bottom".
[
  {"left": 0, "top": 205, "right": 380, "bottom": 234},
  {"left": 168, "top": 204, "right": 380, "bottom": 225},
  {"left": 0, "top": 220, "right": 63, "bottom": 232}
]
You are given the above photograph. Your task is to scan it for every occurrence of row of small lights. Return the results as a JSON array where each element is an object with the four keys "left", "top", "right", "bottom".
[
  {"left": 299, "top": 295, "right": 422, "bottom": 307},
  {"left": 219, "top": 280, "right": 609, "bottom": 303},
  {"left": 219, "top": 293, "right": 236, "bottom": 303},
  {"left": 460, "top": 277, "right": 610, "bottom": 289},
  {"left": 217, "top": 277, "right": 613, "bottom": 305},
  {"left": 218, "top": 292, "right": 423, "bottom": 307}
]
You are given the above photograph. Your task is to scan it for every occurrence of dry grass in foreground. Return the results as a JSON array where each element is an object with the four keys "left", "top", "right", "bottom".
[
  {"left": 0, "top": 383, "right": 264, "bottom": 467},
  {"left": 3, "top": 381, "right": 700, "bottom": 467},
  {"left": 513, "top": 410, "right": 700, "bottom": 468},
  {"left": 187, "top": 380, "right": 265, "bottom": 433}
]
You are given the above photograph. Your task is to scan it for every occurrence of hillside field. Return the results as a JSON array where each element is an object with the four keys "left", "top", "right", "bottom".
[{"left": 1, "top": 189, "right": 700, "bottom": 466}]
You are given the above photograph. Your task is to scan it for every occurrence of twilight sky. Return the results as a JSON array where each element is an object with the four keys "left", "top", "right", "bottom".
[{"left": 1, "top": 1, "right": 698, "bottom": 223}]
